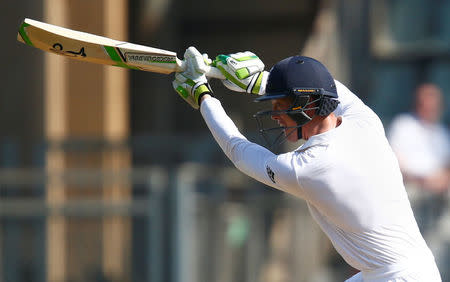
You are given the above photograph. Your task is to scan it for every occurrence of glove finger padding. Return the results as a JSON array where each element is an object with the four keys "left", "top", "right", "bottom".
[
  {"left": 222, "top": 79, "right": 244, "bottom": 93},
  {"left": 202, "top": 53, "right": 212, "bottom": 66},
  {"left": 215, "top": 52, "right": 263, "bottom": 79},
  {"left": 173, "top": 73, "right": 212, "bottom": 109},
  {"left": 184, "top": 46, "right": 209, "bottom": 74},
  {"left": 249, "top": 71, "right": 268, "bottom": 95},
  {"left": 214, "top": 51, "right": 268, "bottom": 95},
  {"left": 228, "top": 51, "right": 265, "bottom": 78},
  {"left": 172, "top": 47, "right": 213, "bottom": 109}
]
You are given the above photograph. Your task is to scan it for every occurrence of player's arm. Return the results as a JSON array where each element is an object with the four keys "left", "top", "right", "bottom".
[
  {"left": 172, "top": 48, "right": 305, "bottom": 198},
  {"left": 200, "top": 96, "right": 305, "bottom": 198}
]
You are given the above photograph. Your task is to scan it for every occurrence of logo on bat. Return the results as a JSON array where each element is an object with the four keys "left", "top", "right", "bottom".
[
  {"left": 125, "top": 53, "right": 176, "bottom": 64},
  {"left": 50, "top": 43, "right": 86, "bottom": 58}
]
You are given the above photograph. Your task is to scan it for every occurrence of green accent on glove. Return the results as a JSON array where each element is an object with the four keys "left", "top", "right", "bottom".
[
  {"left": 235, "top": 55, "right": 258, "bottom": 62},
  {"left": 216, "top": 65, "right": 247, "bottom": 89},
  {"left": 194, "top": 84, "right": 211, "bottom": 100},
  {"left": 186, "top": 78, "right": 196, "bottom": 87},
  {"left": 176, "top": 86, "right": 189, "bottom": 98},
  {"left": 252, "top": 72, "right": 264, "bottom": 94},
  {"left": 214, "top": 54, "right": 229, "bottom": 65},
  {"left": 236, "top": 68, "right": 250, "bottom": 80}
]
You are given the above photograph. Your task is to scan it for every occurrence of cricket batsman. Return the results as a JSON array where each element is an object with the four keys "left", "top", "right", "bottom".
[{"left": 172, "top": 47, "right": 442, "bottom": 281}]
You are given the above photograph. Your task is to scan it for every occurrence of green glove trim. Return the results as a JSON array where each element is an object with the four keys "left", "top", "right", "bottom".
[
  {"left": 236, "top": 68, "right": 250, "bottom": 80},
  {"left": 214, "top": 54, "right": 229, "bottom": 65},
  {"left": 186, "top": 78, "right": 196, "bottom": 87},
  {"left": 252, "top": 72, "right": 264, "bottom": 94},
  {"left": 194, "top": 84, "right": 211, "bottom": 100},
  {"left": 235, "top": 55, "right": 258, "bottom": 62},
  {"left": 217, "top": 65, "right": 247, "bottom": 90},
  {"left": 176, "top": 86, "right": 189, "bottom": 98}
]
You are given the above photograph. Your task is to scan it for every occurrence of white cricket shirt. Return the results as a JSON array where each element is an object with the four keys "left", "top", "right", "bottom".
[
  {"left": 388, "top": 113, "right": 450, "bottom": 178},
  {"left": 200, "top": 80, "right": 441, "bottom": 280}
]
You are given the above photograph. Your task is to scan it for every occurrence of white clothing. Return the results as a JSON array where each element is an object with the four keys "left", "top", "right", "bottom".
[
  {"left": 388, "top": 113, "right": 449, "bottom": 178},
  {"left": 345, "top": 257, "right": 441, "bottom": 281},
  {"left": 200, "top": 80, "right": 441, "bottom": 281}
]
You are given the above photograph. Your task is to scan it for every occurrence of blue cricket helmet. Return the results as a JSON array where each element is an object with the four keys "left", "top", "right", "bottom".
[
  {"left": 253, "top": 56, "right": 339, "bottom": 148},
  {"left": 256, "top": 55, "right": 338, "bottom": 102}
]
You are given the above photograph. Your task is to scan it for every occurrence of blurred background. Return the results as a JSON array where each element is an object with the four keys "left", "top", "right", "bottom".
[{"left": 1, "top": 0, "right": 449, "bottom": 281}]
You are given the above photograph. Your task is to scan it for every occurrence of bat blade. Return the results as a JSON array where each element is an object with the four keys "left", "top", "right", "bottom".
[{"left": 17, "top": 18, "right": 224, "bottom": 78}]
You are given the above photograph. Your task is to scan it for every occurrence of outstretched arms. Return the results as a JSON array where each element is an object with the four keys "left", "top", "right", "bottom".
[
  {"left": 172, "top": 47, "right": 305, "bottom": 198},
  {"left": 200, "top": 97, "right": 305, "bottom": 198}
]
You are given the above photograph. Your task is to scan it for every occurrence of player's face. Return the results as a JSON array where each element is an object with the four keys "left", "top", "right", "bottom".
[
  {"left": 415, "top": 84, "right": 442, "bottom": 123},
  {"left": 270, "top": 97, "right": 298, "bottom": 142}
]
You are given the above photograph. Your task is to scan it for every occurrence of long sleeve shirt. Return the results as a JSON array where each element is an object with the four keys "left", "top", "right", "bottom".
[{"left": 200, "top": 80, "right": 440, "bottom": 280}]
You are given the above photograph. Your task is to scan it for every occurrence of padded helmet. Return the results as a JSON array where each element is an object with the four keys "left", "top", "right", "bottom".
[{"left": 254, "top": 56, "right": 339, "bottom": 148}]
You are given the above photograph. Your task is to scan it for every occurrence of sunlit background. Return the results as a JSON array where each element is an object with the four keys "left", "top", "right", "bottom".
[{"left": 0, "top": 0, "right": 449, "bottom": 281}]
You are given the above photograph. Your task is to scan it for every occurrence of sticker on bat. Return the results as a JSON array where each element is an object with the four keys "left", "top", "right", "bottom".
[
  {"left": 50, "top": 43, "right": 87, "bottom": 58},
  {"left": 125, "top": 53, "right": 176, "bottom": 64}
]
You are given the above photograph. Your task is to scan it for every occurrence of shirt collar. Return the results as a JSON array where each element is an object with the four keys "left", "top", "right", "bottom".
[{"left": 295, "top": 116, "right": 344, "bottom": 151}]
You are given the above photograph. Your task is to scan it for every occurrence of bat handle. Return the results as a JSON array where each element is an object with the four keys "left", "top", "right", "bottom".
[{"left": 178, "top": 59, "right": 225, "bottom": 80}]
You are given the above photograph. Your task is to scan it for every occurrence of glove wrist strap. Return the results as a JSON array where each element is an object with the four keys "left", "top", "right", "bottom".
[{"left": 193, "top": 83, "right": 214, "bottom": 105}]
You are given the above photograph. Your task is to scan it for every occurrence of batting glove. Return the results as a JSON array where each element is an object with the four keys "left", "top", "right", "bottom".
[
  {"left": 213, "top": 51, "right": 268, "bottom": 95},
  {"left": 173, "top": 47, "right": 213, "bottom": 109}
]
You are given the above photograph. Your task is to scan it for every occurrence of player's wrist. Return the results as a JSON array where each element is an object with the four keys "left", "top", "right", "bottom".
[{"left": 200, "top": 93, "right": 212, "bottom": 104}]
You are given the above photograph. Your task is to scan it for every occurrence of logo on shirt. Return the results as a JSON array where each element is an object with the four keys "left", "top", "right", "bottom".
[{"left": 266, "top": 165, "right": 276, "bottom": 183}]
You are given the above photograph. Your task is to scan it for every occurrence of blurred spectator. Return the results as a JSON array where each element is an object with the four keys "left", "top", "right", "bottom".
[
  {"left": 388, "top": 83, "right": 450, "bottom": 280},
  {"left": 389, "top": 83, "right": 450, "bottom": 194}
]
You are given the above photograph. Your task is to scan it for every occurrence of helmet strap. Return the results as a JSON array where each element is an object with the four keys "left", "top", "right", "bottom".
[{"left": 287, "top": 96, "right": 314, "bottom": 140}]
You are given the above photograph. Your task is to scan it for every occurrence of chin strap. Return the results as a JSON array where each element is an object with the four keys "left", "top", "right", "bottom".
[{"left": 288, "top": 111, "right": 311, "bottom": 140}]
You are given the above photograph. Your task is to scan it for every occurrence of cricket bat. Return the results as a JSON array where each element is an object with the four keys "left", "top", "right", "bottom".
[{"left": 17, "top": 18, "right": 225, "bottom": 79}]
